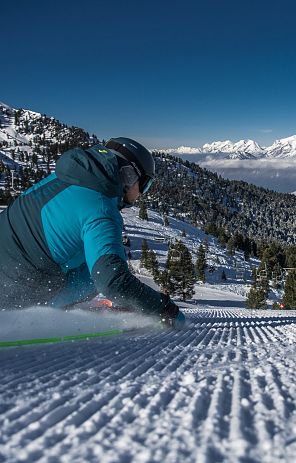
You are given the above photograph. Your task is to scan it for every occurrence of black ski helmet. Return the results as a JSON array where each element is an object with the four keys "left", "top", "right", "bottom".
[{"left": 105, "top": 137, "right": 155, "bottom": 193}]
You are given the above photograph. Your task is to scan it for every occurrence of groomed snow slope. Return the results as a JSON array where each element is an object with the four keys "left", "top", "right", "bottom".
[
  {"left": 0, "top": 208, "right": 293, "bottom": 461},
  {"left": 1, "top": 307, "right": 296, "bottom": 463}
]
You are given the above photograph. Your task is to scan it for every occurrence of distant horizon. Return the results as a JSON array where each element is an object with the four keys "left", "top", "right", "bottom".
[
  {"left": 2, "top": 98, "right": 296, "bottom": 194},
  {"left": 152, "top": 135, "right": 296, "bottom": 151},
  {"left": 2, "top": 99, "right": 296, "bottom": 151}
]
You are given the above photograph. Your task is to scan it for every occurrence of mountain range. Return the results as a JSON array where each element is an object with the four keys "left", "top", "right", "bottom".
[
  {"left": 1, "top": 100, "right": 296, "bottom": 163},
  {"left": 161, "top": 136, "right": 296, "bottom": 160},
  {"left": 1, "top": 101, "right": 296, "bottom": 194}
]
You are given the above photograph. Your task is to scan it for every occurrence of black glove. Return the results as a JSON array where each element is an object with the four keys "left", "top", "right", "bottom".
[{"left": 160, "top": 296, "right": 179, "bottom": 328}]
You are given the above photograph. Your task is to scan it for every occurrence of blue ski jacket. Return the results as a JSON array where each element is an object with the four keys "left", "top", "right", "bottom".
[{"left": 0, "top": 144, "right": 178, "bottom": 318}]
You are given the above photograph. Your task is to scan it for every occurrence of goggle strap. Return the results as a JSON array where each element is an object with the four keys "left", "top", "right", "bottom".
[{"left": 106, "top": 140, "right": 146, "bottom": 177}]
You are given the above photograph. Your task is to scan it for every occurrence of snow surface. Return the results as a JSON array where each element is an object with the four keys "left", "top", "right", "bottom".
[
  {"left": 1, "top": 207, "right": 294, "bottom": 462},
  {"left": 1, "top": 305, "right": 296, "bottom": 462}
]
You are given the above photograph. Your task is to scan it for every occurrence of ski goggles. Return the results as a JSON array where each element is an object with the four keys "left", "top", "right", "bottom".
[
  {"left": 139, "top": 175, "right": 154, "bottom": 194},
  {"left": 129, "top": 161, "right": 154, "bottom": 194}
]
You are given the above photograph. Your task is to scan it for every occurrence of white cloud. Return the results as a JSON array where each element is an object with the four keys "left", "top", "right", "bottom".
[
  {"left": 200, "top": 159, "right": 296, "bottom": 170},
  {"left": 198, "top": 159, "right": 296, "bottom": 193}
]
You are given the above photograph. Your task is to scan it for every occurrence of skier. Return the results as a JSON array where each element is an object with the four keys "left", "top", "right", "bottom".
[{"left": 0, "top": 137, "right": 185, "bottom": 328}]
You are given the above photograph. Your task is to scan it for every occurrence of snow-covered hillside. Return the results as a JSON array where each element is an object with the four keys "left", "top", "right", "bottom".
[
  {"left": 0, "top": 101, "right": 97, "bottom": 172},
  {"left": 122, "top": 207, "right": 258, "bottom": 300}
]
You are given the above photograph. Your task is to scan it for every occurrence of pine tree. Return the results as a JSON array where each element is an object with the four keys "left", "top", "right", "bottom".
[
  {"left": 166, "top": 241, "right": 195, "bottom": 301},
  {"left": 196, "top": 244, "right": 206, "bottom": 283},
  {"left": 244, "top": 248, "right": 250, "bottom": 261},
  {"left": 146, "top": 250, "right": 159, "bottom": 278},
  {"left": 202, "top": 237, "right": 209, "bottom": 253},
  {"left": 251, "top": 267, "right": 257, "bottom": 282},
  {"left": 158, "top": 269, "right": 173, "bottom": 295},
  {"left": 163, "top": 215, "right": 170, "bottom": 227},
  {"left": 255, "top": 267, "right": 269, "bottom": 297},
  {"left": 221, "top": 269, "right": 227, "bottom": 281},
  {"left": 246, "top": 286, "right": 267, "bottom": 309},
  {"left": 282, "top": 270, "right": 296, "bottom": 309},
  {"left": 272, "top": 263, "right": 282, "bottom": 289},
  {"left": 285, "top": 247, "right": 296, "bottom": 268},
  {"left": 14, "top": 110, "right": 21, "bottom": 126},
  {"left": 32, "top": 152, "right": 38, "bottom": 167},
  {"left": 243, "top": 237, "right": 252, "bottom": 260},
  {"left": 139, "top": 200, "right": 148, "bottom": 220},
  {"left": 227, "top": 237, "right": 236, "bottom": 256},
  {"left": 140, "top": 241, "right": 160, "bottom": 282},
  {"left": 217, "top": 228, "right": 227, "bottom": 247},
  {"left": 140, "top": 239, "right": 149, "bottom": 268},
  {"left": 259, "top": 242, "right": 285, "bottom": 279},
  {"left": 246, "top": 269, "right": 268, "bottom": 309}
]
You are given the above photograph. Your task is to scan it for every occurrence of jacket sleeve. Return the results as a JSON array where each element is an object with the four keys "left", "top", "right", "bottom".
[
  {"left": 91, "top": 253, "right": 178, "bottom": 317},
  {"left": 82, "top": 206, "right": 178, "bottom": 317},
  {"left": 83, "top": 212, "right": 126, "bottom": 272}
]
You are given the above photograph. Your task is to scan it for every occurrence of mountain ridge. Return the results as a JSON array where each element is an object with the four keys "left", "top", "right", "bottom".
[
  {"left": 160, "top": 135, "right": 296, "bottom": 159},
  {"left": 2, "top": 101, "right": 296, "bottom": 161}
]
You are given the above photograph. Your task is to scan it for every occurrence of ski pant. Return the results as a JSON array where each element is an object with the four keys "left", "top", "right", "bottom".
[
  {"left": 0, "top": 255, "right": 96, "bottom": 310},
  {"left": 48, "top": 265, "right": 97, "bottom": 309},
  {"left": 0, "top": 233, "right": 96, "bottom": 310}
]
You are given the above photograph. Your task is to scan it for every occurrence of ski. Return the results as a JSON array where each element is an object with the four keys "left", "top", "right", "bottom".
[{"left": 0, "top": 328, "right": 135, "bottom": 348}]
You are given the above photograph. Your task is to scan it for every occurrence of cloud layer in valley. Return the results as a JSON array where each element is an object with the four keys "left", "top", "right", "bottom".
[{"left": 178, "top": 155, "right": 296, "bottom": 193}]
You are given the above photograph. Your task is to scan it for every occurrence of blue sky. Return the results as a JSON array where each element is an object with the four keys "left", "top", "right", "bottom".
[{"left": 2, "top": 0, "right": 296, "bottom": 148}]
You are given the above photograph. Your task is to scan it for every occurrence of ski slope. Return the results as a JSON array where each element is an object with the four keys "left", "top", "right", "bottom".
[
  {"left": 0, "top": 207, "right": 293, "bottom": 461},
  {"left": 1, "top": 305, "right": 296, "bottom": 463}
]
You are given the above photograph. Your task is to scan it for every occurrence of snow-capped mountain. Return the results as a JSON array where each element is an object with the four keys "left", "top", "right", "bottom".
[
  {"left": 165, "top": 146, "right": 202, "bottom": 155},
  {"left": 202, "top": 139, "right": 264, "bottom": 159},
  {"left": 265, "top": 135, "right": 296, "bottom": 158},
  {"left": 162, "top": 136, "right": 296, "bottom": 159}
]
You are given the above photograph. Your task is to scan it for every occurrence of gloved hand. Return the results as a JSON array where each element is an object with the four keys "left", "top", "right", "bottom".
[
  {"left": 160, "top": 296, "right": 186, "bottom": 329},
  {"left": 160, "top": 310, "right": 186, "bottom": 329}
]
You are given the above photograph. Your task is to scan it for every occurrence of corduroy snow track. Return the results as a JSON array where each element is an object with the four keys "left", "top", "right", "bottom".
[{"left": 1, "top": 308, "right": 296, "bottom": 462}]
